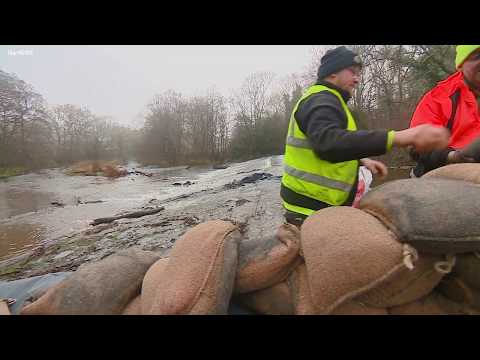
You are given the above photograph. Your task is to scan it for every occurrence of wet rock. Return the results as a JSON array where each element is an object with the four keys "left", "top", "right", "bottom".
[
  {"left": 224, "top": 173, "right": 274, "bottom": 189},
  {"left": 50, "top": 201, "right": 65, "bottom": 207},
  {"left": 53, "top": 250, "right": 74, "bottom": 260},
  {"left": 84, "top": 222, "right": 118, "bottom": 235},
  {"left": 183, "top": 216, "right": 200, "bottom": 226},
  {"left": 213, "top": 164, "right": 229, "bottom": 170},
  {"left": 173, "top": 181, "right": 195, "bottom": 186},
  {"left": 237, "top": 169, "right": 261, "bottom": 175}
]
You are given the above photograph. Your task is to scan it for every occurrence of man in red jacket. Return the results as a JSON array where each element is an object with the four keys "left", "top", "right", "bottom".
[{"left": 410, "top": 45, "right": 480, "bottom": 177}]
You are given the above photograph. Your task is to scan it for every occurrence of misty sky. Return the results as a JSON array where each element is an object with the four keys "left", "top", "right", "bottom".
[{"left": 0, "top": 45, "right": 318, "bottom": 128}]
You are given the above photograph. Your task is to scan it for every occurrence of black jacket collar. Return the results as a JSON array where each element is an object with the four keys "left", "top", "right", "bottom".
[{"left": 315, "top": 80, "right": 352, "bottom": 103}]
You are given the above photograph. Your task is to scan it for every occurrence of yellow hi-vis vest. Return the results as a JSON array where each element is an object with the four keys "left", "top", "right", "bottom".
[{"left": 282, "top": 84, "right": 359, "bottom": 216}]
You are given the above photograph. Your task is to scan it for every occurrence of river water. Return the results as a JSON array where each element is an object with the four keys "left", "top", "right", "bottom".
[
  {"left": 0, "top": 157, "right": 285, "bottom": 260},
  {"left": 0, "top": 156, "right": 409, "bottom": 260}
]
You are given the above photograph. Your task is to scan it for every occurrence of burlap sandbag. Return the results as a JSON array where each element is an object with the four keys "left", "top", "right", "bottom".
[
  {"left": 301, "top": 206, "right": 444, "bottom": 314},
  {"left": 356, "top": 251, "right": 446, "bottom": 308},
  {"left": 141, "top": 257, "right": 169, "bottom": 314},
  {"left": 331, "top": 301, "right": 388, "bottom": 315},
  {"left": 234, "top": 280, "right": 294, "bottom": 315},
  {"left": 388, "top": 291, "right": 479, "bottom": 315},
  {"left": 286, "top": 262, "right": 316, "bottom": 315},
  {"left": 450, "top": 253, "right": 480, "bottom": 290},
  {"left": 20, "top": 248, "right": 160, "bottom": 315},
  {"left": 423, "top": 163, "right": 480, "bottom": 184},
  {"left": 147, "top": 220, "right": 241, "bottom": 315},
  {"left": 437, "top": 274, "right": 480, "bottom": 311},
  {"left": 359, "top": 178, "right": 480, "bottom": 254},
  {"left": 122, "top": 295, "right": 142, "bottom": 315},
  {"left": 235, "top": 223, "right": 301, "bottom": 294}
]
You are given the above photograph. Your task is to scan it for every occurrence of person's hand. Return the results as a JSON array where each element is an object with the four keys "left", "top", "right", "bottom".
[
  {"left": 394, "top": 124, "right": 450, "bottom": 153},
  {"left": 360, "top": 158, "right": 388, "bottom": 179}
]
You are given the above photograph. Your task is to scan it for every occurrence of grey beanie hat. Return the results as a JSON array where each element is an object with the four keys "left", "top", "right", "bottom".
[{"left": 317, "top": 46, "right": 362, "bottom": 80}]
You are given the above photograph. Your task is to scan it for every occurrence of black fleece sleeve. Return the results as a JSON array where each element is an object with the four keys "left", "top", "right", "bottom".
[{"left": 295, "top": 92, "right": 390, "bottom": 163}]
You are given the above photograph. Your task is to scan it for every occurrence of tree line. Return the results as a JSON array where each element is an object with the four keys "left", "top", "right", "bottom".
[
  {"left": 0, "top": 69, "right": 137, "bottom": 170},
  {"left": 0, "top": 45, "right": 456, "bottom": 171}
]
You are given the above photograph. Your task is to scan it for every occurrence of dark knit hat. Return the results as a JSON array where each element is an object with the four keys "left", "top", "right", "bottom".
[{"left": 317, "top": 46, "right": 363, "bottom": 80}]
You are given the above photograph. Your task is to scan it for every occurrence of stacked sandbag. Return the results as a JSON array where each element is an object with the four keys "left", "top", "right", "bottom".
[
  {"left": 450, "top": 253, "right": 480, "bottom": 290},
  {"left": 331, "top": 301, "right": 388, "bottom": 315},
  {"left": 234, "top": 280, "right": 294, "bottom": 315},
  {"left": 388, "top": 291, "right": 478, "bottom": 315},
  {"left": 286, "top": 262, "right": 316, "bottom": 315},
  {"left": 358, "top": 178, "right": 480, "bottom": 254},
  {"left": 122, "top": 295, "right": 142, "bottom": 315},
  {"left": 422, "top": 163, "right": 480, "bottom": 184},
  {"left": 20, "top": 248, "right": 160, "bottom": 315},
  {"left": 356, "top": 250, "right": 446, "bottom": 308},
  {"left": 140, "top": 257, "right": 169, "bottom": 314},
  {"left": 436, "top": 253, "right": 480, "bottom": 312},
  {"left": 146, "top": 220, "right": 241, "bottom": 315},
  {"left": 300, "top": 206, "right": 445, "bottom": 315},
  {"left": 235, "top": 223, "right": 301, "bottom": 294}
]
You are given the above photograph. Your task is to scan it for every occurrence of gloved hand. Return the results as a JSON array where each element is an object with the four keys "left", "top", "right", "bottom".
[
  {"left": 447, "top": 137, "right": 480, "bottom": 164},
  {"left": 447, "top": 150, "right": 475, "bottom": 164},
  {"left": 459, "top": 136, "right": 480, "bottom": 162}
]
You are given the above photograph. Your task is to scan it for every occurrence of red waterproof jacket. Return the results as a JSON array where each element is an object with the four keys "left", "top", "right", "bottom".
[{"left": 410, "top": 71, "right": 480, "bottom": 149}]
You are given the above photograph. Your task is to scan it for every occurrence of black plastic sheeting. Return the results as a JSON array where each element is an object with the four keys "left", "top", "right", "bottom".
[{"left": 0, "top": 272, "right": 72, "bottom": 314}]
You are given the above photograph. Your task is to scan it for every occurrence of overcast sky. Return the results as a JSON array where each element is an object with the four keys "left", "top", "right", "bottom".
[{"left": 0, "top": 45, "right": 318, "bottom": 127}]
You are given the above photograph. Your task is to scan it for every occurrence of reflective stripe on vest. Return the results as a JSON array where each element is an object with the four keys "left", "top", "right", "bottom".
[
  {"left": 282, "top": 84, "right": 359, "bottom": 212},
  {"left": 283, "top": 163, "right": 352, "bottom": 193}
]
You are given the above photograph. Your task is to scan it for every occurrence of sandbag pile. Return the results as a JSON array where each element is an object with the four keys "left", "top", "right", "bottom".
[
  {"left": 237, "top": 164, "right": 480, "bottom": 315},
  {"left": 19, "top": 163, "right": 480, "bottom": 315}
]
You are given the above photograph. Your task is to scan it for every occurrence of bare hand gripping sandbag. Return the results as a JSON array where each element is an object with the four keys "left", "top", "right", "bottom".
[
  {"left": 423, "top": 163, "right": 480, "bottom": 184},
  {"left": 300, "top": 206, "right": 445, "bottom": 314},
  {"left": 20, "top": 248, "right": 161, "bottom": 315},
  {"left": 147, "top": 220, "right": 241, "bottom": 315},
  {"left": 358, "top": 178, "right": 480, "bottom": 254},
  {"left": 235, "top": 223, "right": 301, "bottom": 294}
]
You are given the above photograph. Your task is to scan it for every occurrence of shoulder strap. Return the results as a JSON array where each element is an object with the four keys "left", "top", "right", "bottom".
[{"left": 446, "top": 89, "right": 461, "bottom": 131}]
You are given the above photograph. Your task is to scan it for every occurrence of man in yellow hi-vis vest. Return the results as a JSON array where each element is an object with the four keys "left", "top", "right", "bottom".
[{"left": 281, "top": 46, "right": 450, "bottom": 226}]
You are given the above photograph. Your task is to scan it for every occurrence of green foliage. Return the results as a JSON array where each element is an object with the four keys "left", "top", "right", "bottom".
[{"left": 0, "top": 167, "right": 27, "bottom": 178}]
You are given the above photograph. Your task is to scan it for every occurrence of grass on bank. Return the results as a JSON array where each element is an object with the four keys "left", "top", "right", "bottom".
[{"left": 0, "top": 167, "right": 27, "bottom": 179}]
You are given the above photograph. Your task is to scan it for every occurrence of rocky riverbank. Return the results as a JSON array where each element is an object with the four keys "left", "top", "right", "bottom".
[{"left": 0, "top": 169, "right": 284, "bottom": 281}]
